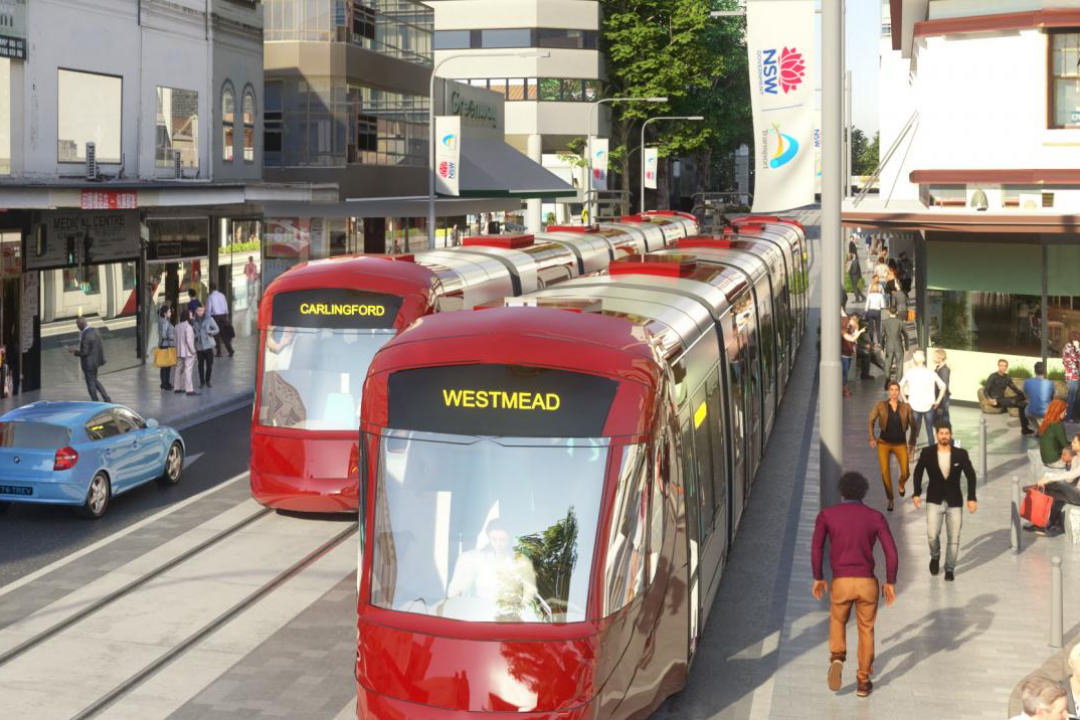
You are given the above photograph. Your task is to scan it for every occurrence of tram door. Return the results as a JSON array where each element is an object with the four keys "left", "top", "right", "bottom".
[
  {"left": 753, "top": 274, "right": 777, "bottom": 435},
  {"left": 732, "top": 291, "right": 763, "bottom": 476},
  {"left": 720, "top": 316, "right": 750, "bottom": 531},
  {"left": 692, "top": 377, "right": 729, "bottom": 627}
]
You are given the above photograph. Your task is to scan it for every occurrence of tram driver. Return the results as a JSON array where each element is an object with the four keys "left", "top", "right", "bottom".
[{"left": 446, "top": 518, "right": 541, "bottom": 622}]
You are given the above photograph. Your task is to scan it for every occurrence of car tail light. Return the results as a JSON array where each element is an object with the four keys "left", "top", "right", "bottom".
[{"left": 54, "top": 446, "right": 79, "bottom": 471}]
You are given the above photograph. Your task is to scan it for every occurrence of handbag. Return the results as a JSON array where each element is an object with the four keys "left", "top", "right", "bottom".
[
  {"left": 1021, "top": 485, "right": 1054, "bottom": 529},
  {"left": 153, "top": 346, "right": 178, "bottom": 368}
]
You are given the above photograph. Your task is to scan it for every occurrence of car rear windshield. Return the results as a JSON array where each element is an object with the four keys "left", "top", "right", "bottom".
[{"left": 0, "top": 422, "right": 71, "bottom": 449}]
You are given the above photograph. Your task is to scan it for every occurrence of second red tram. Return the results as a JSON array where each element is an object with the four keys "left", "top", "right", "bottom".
[
  {"left": 355, "top": 243, "right": 805, "bottom": 716},
  {"left": 251, "top": 213, "right": 698, "bottom": 512}
]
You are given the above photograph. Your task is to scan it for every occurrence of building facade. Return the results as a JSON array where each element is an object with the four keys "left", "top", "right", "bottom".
[
  {"left": 428, "top": 0, "right": 605, "bottom": 230},
  {"left": 0, "top": 0, "right": 309, "bottom": 394},
  {"left": 846, "top": 0, "right": 1080, "bottom": 402}
]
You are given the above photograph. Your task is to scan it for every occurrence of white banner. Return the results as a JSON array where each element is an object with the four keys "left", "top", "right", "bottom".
[
  {"left": 644, "top": 147, "right": 659, "bottom": 190},
  {"left": 435, "top": 116, "right": 461, "bottom": 197},
  {"left": 747, "top": 0, "right": 815, "bottom": 212},
  {"left": 589, "top": 138, "right": 608, "bottom": 192}
]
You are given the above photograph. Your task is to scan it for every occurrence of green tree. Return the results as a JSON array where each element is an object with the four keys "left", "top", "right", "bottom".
[
  {"left": 596, "top": 0, "right": 751, "bottom": 210},
  {"left": 854, "top": 130, "right": 880, "bottom": 176},
  {"left": 515, "top": 509, "right": 580, "bottom": 620}
]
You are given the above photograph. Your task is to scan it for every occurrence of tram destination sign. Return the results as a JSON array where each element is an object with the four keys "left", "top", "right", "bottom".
[
  {"left": 387, "top": 364, "right": 618, "bottom": 437},
  {"left": 272, "top": 289, "right": 402, "bottom": 330}
]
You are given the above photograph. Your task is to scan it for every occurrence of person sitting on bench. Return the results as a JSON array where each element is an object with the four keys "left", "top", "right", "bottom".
[{"left": 985, "top": 359, "right": 1033, "bottom": 435}]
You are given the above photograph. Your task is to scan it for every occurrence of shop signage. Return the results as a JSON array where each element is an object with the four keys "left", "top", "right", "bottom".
[
  {"left": 265, "top": 217, "right": 312, "bottom": 259},
  {"left": 0, "top": 0, "right": 27, "bottom": 60},
  {"left": 449, "top": 90, "right": 497, "bottom": 129},
  {"left": 747, "top": 0, "right": 815, "bottom": 212},
  {"left": 29, "top": 211, "right": 140, "bottom": 270},
  {"left": 147, "top": 218, "right": 209, "bottom": 260},
  {"left": 434, "top": 116, "right": 461, "bottom": 197},
  {"left": 81, "top": 190, "right": 138, "bottom": 210}
]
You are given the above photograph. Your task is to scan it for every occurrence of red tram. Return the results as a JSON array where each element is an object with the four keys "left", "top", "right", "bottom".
[
  {"left": 354, "top": 232, "right": 806, "bottom": 717},
  {"left": 250, "top": 212, "right": 698, "bottom": 512}
]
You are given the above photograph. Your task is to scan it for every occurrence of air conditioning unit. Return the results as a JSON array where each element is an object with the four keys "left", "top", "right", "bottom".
[
  {"left": 174, "top": 149, "right": 183, "bottom": 179},
  {"left": 85, "top": 142, "right": 97, "bottom": 180}
]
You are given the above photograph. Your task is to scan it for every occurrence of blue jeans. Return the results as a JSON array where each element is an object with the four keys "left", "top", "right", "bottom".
[
  {"left": 913, "top": 410, "right": 935, "bottom": 447},
  {"left": 1068, "top": 380, "right": 1079, "bottom": 421},
  {"left": 935, "top": 400, "right": 951, "bottom": 426},
  {"left": 926, "top": 502, "right": 963, "bottom": 572},
  {"left": 841, "top": 356, "right": 852, "bottom": 387}
]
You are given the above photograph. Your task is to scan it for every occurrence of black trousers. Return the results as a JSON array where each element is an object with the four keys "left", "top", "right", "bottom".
[
  {"left": 159, "top": 366, "right": 173, "bottom": 389},
  {"left": 197, "top": 349, "right": 214, "bottom": 386},
  {"left": 83, "top": 367, "right": 111, "bottom": 402},
  {"left": 994, "top": 396, "right": 1031, "bottom": 431},
  {"left": 213, "top": 315, "right": 234, "bottom": 356}
]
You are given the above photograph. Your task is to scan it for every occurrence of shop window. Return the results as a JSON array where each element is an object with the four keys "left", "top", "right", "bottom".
[
  {"left": 222, "top": 82, "right": 236, "bottom": 162},
  {"left": 352, "top": 1, "right": 376, "bottom": 41},
  {"left": 480, "top": 29, "right": 531, "bottom": 49},
  {"left": 58, "top": 69, "right": 122, "bottom": 163},
  {"left": 155, "top": 87, "right": 199, "bottom": 169},
  {"left": 1051, "top": 32, "right": 1080, "bottom": 128},
  {"left": 434, "top": 30, "right": 469, "bottom": 50},
  {"left": 243, "top": 86, "right": 256, "bottom": 162},
  {"left": 525, "top": 78, "right": 538, "bottom": 101},
  {"left": 506, "top": 79, "right": 526, "bottom": 101},
  {"left": 561, "top": 79, "right": 584, "bottom": 102},
  {"left": 63, "top": 266, "right": 101, "bottom": 296},
  {"left": 603, "top": 444, "right": 647, "bottom": 616},
  {"left": 584, "top": 79, "right": 599, "bottom": 102},
  {"left": 488, "top": 79, "right": 507, "bottom": 97}
]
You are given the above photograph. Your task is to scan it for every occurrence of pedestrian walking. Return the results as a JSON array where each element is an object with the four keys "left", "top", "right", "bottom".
[
  {"left": 811, "top": 472, "right": 898, "bottom": 699},
  {"left": 186, "top": 288, "right": 201, "bottom": 314},
  {"left": 1010, "top": 674, "right": 1067, "bottom": 720},
  {"left": 985, "top": 359, "right": 1035, "bottom": 435},
  {"left": 207, "top": 282, "right": 235, "bottom": 358},
  {"left": 1063, "top": 336, "right": 1080, "bottom": 421},
  {"left": 175, "top": 310, "right": 198, "bottom": 396},
  {"left": 842, "top": 315, "right": 865, "bottom": 398},
  {"left": 881, "top": 306, "right": 905, "bottom": 390},
  {"left": 900, "top": 350, "right": 947, "bottom": 446},
  {"left": 847, "top": 250, "right": 864, "bottom": 302},
  {"left": 192, "top": 305, "right": 219, "bottom": 389},
  {"left": 157, "top": 306, "right": 176, "bottom": 391},
  {"left": 912, "top": 421, "right": 977, "bottom": 581},
  {"left": 932, "top": 348, "right": 951, "bottom": 425},
  {"left": 864, "top": 280, "right": 886, "bottom": 346},
  {"left": 68, "top": 317, "right": 111, "bottom": 402},
  {"left": 868, "top": 380, "right": 919, "bottom": 511}
]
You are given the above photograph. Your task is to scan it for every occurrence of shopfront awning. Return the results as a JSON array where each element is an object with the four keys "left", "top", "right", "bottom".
[
  {"left": 457, "top": 138, "right": 576, "bottom": 200},
  {"left": 262, "top": 195, "right": 523, "bottom": 219}
]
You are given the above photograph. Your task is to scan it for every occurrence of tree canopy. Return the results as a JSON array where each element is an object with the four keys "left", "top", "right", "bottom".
[{"left": 598, "top": 0, "right": 752, "bottom": 203}]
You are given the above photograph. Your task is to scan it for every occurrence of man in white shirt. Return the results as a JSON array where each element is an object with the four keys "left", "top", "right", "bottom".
[
  {"left": 447, "top": 520, "right": 539, "bottom": 622},
  {"left": 900, "top": 350, "right": 947, "bottom": 447},
  {"left": 206, "top": 283, "right": 234, "bottom": 358}
]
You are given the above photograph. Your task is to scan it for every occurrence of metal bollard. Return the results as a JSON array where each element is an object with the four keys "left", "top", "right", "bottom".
[
  {"left": 1011, "top": 477, "right": 1023, "bottom": 554},
  {"left": 979, "top": 415, "right": 988, "bottom": 484},
  {"left": 1051, "top": 556, "right": 1064, "bottom": 648}
]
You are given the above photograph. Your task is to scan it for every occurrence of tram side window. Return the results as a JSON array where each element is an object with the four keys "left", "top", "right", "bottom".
[
  {"left": 604, "top": 444, "right": 647, "bottom": 616},
  {"left": 757, "top": 280, "right": 775, "bottom": 380},
  {"left": 690, "top": 392, "right": 715, "bottom": 540},
  {"left": 705, "top": 378, "right": 728, "bottom": 521},
  {"left": 726, "top": 336, "right": 745, "bottom": 468},
  {"left": 648, "top": 437, "right": 670, "bottom": 584}
]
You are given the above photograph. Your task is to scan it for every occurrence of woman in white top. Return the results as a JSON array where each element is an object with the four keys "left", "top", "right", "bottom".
[
  {"left": 174, "top": 310, "right": 198, "bottom": 396},
  {"left": 900, "top": 349, "right": 947, "bottom": 447},
  {"left": 864, "top": 279, "right": 886, "bottom": 346}
]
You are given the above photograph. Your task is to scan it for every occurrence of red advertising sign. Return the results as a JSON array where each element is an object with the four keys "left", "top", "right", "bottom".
[{"left": 80, "top": 190, "right": 138, "bottom": 210}]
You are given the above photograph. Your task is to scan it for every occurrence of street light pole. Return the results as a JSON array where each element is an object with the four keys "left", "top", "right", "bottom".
[
  {"left": 428, "top": 51, "right": 548, "bottom": 248},
  {"left": 586, "top": 96, "right": 667, "bottom": 225},
  {"left": 820, "top": 0, "right": 844, "bottom": 507},
  {"left": 640, "top": 115, "right": 703, "bottom": 213}
]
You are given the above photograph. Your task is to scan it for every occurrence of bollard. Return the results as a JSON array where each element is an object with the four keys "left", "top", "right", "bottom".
[
  {"left": 1051, "top": 556, "right": 1064, "bottom": 648},
  {"left": 979, "top": 415, "right": 988, "bottom": 484},
  {"left": 1011, "top": 477, "right": 1023, "bottom": 554}
]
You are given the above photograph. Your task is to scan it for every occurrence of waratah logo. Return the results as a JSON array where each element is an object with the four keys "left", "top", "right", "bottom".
[
  {"left": 438, "top": 161, "right": 456, "bottom": 179},
  {"left": 760, "top": 47, "right": 806, "bottom": 95}
]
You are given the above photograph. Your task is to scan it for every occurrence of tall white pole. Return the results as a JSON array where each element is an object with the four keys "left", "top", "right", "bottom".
[
  {"left": 820, "top": 0, "right": 844, "bottom": 508},
  {"left": 586, "top": 96, "right": 667, "bottom": 224}
]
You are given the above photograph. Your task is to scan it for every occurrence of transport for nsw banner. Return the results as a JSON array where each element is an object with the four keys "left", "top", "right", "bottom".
[
  {"left": 747, "top": 0, "right": 814, "bottom": 212},
  {"left": 644, "top": 147, "right": 658, "bottom": 190},
  {"left": 435, "top": 116, "right": 461, "bottom": 196}
]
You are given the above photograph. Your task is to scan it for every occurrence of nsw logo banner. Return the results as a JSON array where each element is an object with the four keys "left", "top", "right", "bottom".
[
  {"left": 435, "top": 116, "right": 461, "bottom": 196},
  {"left": 747, "top": 0, "right": 815, "bottom": 212}
]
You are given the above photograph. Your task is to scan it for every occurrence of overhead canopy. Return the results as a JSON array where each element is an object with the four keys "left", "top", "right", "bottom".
[
  {"left": 262, "top": 196, "right": 522, "bottom": 219},
  {"left": 456, "top": 138, "right": 576, "bottom": 200}
]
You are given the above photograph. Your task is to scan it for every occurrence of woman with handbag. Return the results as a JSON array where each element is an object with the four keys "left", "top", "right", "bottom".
[
  {"left": 175, "top": 309, "right": 198, "bottom": 396},
  {"left": 156, "top": 305, "right": 177, "bottom": 391}
]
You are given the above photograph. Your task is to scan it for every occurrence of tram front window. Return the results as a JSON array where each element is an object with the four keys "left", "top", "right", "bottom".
[
  {"left": 258, "top": 326, "right": 393, "bottom": 430},
  {"left": 370, "top": 431, "right": 608, "bottom": 623}
]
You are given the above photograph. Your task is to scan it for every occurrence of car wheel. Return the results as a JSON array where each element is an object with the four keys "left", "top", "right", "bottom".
[
  {"left": 158, "top": 442, "right": 184, "bottom": 486},
  {"left": 80, "top": 472, "right": 111, "bottom": 519}
]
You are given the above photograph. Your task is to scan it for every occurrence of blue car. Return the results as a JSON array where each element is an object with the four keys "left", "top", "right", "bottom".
[{"left": 0, "top": 402, "right": 185, "bottom": 518}]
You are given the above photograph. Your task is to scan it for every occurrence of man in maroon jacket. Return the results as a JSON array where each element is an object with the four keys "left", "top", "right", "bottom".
[{"left": 812, "top": 472, "right": 899, "bottom": 698}]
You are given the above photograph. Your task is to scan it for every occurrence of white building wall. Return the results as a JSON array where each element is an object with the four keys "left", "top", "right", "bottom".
[
  {"left": 432, "top": 0, "right": 599, "bottom": 32},
  {"left": 15, "top": 0, "right": 261, "bottom": 183}
]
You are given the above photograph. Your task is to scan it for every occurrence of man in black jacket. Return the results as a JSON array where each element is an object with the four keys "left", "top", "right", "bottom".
[
  {"left": 912, "top": 421, "right": 977, "bottom": 581},
  {"left": 68, "top": 317, "right": 111, "bottom": 402},
  {"left": 985, "top": 358, "right": 1033, "bottom": 435},
  {"left": 880, "top": 306, "right": 905, "bottom": 389}
]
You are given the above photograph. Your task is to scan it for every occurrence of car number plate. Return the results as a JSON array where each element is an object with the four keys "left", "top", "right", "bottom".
[{"left": 0, "top": 485, "right": 32, "bottom": 496}]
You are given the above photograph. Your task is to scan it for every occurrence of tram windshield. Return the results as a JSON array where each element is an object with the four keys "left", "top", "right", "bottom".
[
  {"left": 258, "top": 327, "right": 394, "bottom": 430},
  {"left": 370, "top": 430, "right": 609, "bottom": 623}
]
